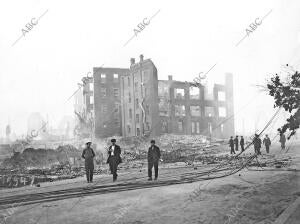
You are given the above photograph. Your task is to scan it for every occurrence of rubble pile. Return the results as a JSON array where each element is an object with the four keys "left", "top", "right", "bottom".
[
  {"left": 0, "top": 134, "right": 229, "bottom": 188},
  {"left": 0, "top": 165, "right": 87, "bottom": 189},
  {"left": 0, "top": 144, "right": 85, "bottom": 188},
  {"left": 154, "top": 134, "right": 226, "bottom": 163},
  {"left": 158, "top": 134, "right": 225, "bottom": 152},
  {"left": 94, "top": 134, "right": 227, "bottom": 166},
  {"left": 1, "top": 144, "right": 81, "bottom": 169},
  {"left": 248, "top": 155, "right": 292, "bottom": 168},
  {"left": 157, "top": 134, "right": 209, "bottom": 147}
]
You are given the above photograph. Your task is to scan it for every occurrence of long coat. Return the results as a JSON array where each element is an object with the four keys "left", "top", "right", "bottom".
[
  {"left": 82, "top": 147, "right": 95, "bottom": 168},
  {"left": 229, "top": 139, "right": 234, "bottom": 148},
  {"left": 240, "top": 138, "right": 244, "bottom": 146},
  {"left": 234, "top": 138, "right": 239, "bottom": 146},
  {"left": 82, "top": 147, "right": 95, "bottom": 161},
  {"left": 106, "top": 144, "right": 122, "bottom": 165},
  {"left": 253, "top": 137, "right": 262, "bottom": 150},
  {"left": 148, "top": 145, "right": 161, "bottom": 163}
]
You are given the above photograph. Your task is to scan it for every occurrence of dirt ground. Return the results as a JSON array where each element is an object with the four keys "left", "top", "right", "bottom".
[{"left": 1, "top": 141, "right": 299, "bottom": 224}]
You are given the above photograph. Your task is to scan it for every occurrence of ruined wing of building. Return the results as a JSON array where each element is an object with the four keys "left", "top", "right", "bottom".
[{"left": 74, "top": 55, "right": 235, "bottom": 139}]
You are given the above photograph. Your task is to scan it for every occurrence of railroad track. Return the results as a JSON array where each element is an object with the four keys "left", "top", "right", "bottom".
[{"left": 0, "top": 163, "right": 239, "bottom": 210}]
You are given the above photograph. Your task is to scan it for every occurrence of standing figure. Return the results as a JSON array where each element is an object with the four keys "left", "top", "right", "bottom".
[
  {"left": 263, "top": 134, "right": 271, "bottom": 153},
  {"left": 229, "top": 136, "right": 235, "bottom": 155},
  {"left": 279, "top": 133, "right": 286, "bottom": 150},
  {"left": 234, "top": 136, "right": 239, "bottom": 151},
  {"left": 148, "top": 140, "right": 161, "bottom": 181},
  {"left": 240, "top": 136, "right": 245, "bottom": 152},
  {"left": 253, "top": 134, "right": 262, "bottom": 155},
  {"left": 107, "top": 139, "right": 122, "bottom": 182},
  {"left": 82, "top": 142, "right": 95, "bottom": 183}
]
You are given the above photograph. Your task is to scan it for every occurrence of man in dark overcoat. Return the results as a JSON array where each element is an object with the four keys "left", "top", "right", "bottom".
[
  {"left": 82, "top": 142, "right": 96, "bottom": 183},
  {"left": 263, "top": 134, "right": 271, "bottom": 153},
  {"left": 240, "top": 136, "right": 245, "bottom": 152},
  {"left": 229, "top": 136, "right": 235, "bottom": 155},
  {"left": 234, "top": 136, "right": 239, "bottom": 151},
  {"left": 253, "top": 134, "right": 262, "bottom": 155},
  {"left": 148, "top": 140, "right": 161, "bottom": 181},
  {"left": 107, "top": 139, "right": 122, "bottom": 182}
]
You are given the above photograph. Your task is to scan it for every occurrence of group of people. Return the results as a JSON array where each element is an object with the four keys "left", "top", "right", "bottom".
[
  {"left": 81, "top": 139, "right": 161, "bottom": 183},
  {"left": 229, "top": 134, "right": 272, "bottom": 155},
  {"left": 228, "top": 135, "right": 245, "bottom": 154},
  {"left": 81, "top": 133, "right": 287, "bottom": 183},
  {"left": 228, "top": 133, "right": 286, "bottom": 155}
]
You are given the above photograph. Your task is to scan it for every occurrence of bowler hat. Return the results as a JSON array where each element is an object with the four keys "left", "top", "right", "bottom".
[{"left": 111, "top": 139, "right": 116, "bottom": 143}]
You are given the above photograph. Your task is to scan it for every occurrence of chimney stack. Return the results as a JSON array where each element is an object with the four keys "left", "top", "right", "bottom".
[
  {"left": 130, "top": 58, "right": 135, "bottom": 66},
  {"left": 168, "top": 75, "right": 173, "bottom": 81},
  {"left": 139, "top": 54, "right": 144, "bottom": 62}
]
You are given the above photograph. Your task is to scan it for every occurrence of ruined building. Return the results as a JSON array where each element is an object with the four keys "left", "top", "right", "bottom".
[
  {"left": 156, "top": 74, "right": 234, "bottom": 138},
  {"left": 74, "top": 76, "right": 94, "bottom": 137},
  {"left": 93, "top": 67, "right": 129, "bottom": 137},
  {"left": 120, "top": 55, "right": 160, "bottom": 137},
  {"left": 75, "top": 55, "right": 235, "bottom": 138}
]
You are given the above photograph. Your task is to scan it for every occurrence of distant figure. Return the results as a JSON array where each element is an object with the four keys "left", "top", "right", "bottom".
[
  {"left": 263, "top": 134, "right": 271, "bottom": 153},
  {"left": 82, "top": 142, "right": 95, "bottom": 183},
  {"left": 240, "top": 136, "right": 245, "bottom": 152},
  {"left": 234, "top": 136, "right": 239, "bottom": 151},
  {"left": 107, "top": 139, "right": 122, "bottom": 182},
  {"left": 148, "top": 140, "right": 161, "bottom": 181},
  {"left": 229, "top": 136, "right": 235, "bottom": 154},
  {"left": 253, "top": 134, "right": 262, "bottom": 155},
  {"left": 279, "top": 133, "right": 286, "bottom": 150}
]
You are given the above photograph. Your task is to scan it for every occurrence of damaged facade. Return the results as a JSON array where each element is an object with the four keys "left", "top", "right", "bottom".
[
  {"left": 157, "top": 74, "right": 234, "bottom": 138},
  {"left": 75, "top": 55, "right": 234, "bottom": 138},
  {"left": 74, "top": 77, "right": 94, "bottom": 137},
  {"left": 93, "top": 67, "right": 129, "bottom": 137},
  {"left": 120, "top": 55, "right": 160, "bottom": 137}
]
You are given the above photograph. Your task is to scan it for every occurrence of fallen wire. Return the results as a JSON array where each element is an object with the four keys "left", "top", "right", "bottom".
[
  {"left": 202, "top": 107, "right": 281, "bottom": 176},
  {"left": 0, "top": 109, "right": 282, "bottom": 217},
  {"left": 185, "top": 108, "right": 282, "bottom": 201}
]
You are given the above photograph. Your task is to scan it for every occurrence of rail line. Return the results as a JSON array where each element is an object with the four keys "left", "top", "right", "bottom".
[{"left": 0, "top": 158, "right": 251, "bottom": 210}]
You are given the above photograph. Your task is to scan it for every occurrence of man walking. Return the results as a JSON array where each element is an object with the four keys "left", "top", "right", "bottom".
[
  {"left": 240, "top": 136, "right": 245, "bottom": 152},
  {"left": 148, "top": 140, "right": 161, "bottom": 181},
  {"left": 279, "top": 133, "right": 286, "bottom": 150},
  {"left": 234, "top": 136, "right": 239, "bottom": 151},
  {"left": 82, "top": 142, "right": 95, "bottom": 183},
  {"left": 253, "top": 134, "right": 262, "bottom": 155},
  {"left": 107, "top": 139, "right": 122, "bottom": 182},
  {"left": 263, "top": 134, "right": 271, "bottom": 153},
  {"left": 229, "top": 136, "right": 235, "bottom": 155}
]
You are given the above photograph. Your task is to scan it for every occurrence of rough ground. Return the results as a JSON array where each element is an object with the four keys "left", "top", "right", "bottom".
[{"left": 0, "top": 141, "right": 299, "bottom": 224}]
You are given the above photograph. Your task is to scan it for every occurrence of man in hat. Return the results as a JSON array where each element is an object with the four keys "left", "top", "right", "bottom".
[
  {"left": 107, "top": 139, "right": 121, "bottom": 182},
  {"left": 147, "top": 140, "right": 161, "bottom": 181},
  {"left": 234, "top": 136, "right": 239, "bottom": 151},
  {"left": 240, "top": 136, "right": 245, "bottom": 152},
  {"left": 253, "top": 134, "right": 262, "bottom": 155},
  {"left": 229, "top": 136, "right": 235, "bottom": 155},
  {"left": 81, "top": 142, "right": 95, "bottom": 183},
  {"left": 263, "top": 134, "right": 271, "bottom": 153}
]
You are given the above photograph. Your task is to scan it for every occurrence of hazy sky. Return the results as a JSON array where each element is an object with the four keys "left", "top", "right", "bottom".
[{"left": 0, "top": 0, "right": 299, "bottom": 137}]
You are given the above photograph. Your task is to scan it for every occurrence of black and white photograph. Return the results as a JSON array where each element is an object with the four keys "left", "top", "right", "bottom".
[{"left": 0, "top": 0, "right": 299, "bottom": 223}]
